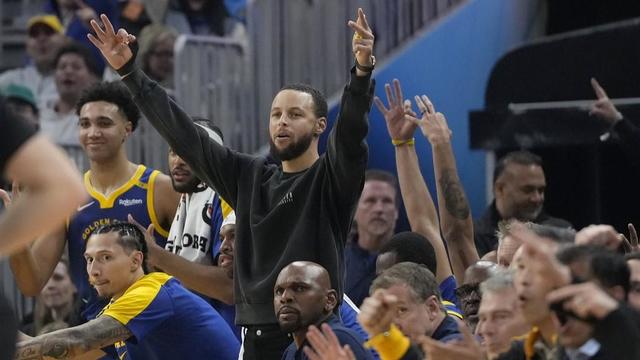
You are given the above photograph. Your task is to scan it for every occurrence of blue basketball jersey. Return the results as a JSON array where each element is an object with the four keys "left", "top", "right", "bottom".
[{"left": 67, "top": 164, "right": 169, "bottom": 318}]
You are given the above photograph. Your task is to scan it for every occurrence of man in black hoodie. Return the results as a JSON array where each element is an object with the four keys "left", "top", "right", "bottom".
[{"left": 88, "top": 8, "right": 375, "bottom": 359}]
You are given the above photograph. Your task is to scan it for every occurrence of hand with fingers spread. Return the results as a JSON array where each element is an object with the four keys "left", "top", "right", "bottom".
[
  {"left": 419, "top": 319, "right": 486, "bottom": 360},
  {"left": 374, "top": 79, "right": 417, "bottom": 142},
  {"left": 621, "top": 223, "right": 640, "bottom": 253},
  {"left": 590, "top": 78, "right": 623, "bottom": 125},
  {"left": 413, "top": 95, "right": 452, "bottom": 145},
  {"left": 87, "top": 14, "right": 137, "bottom": 72},
  {"left": 303, "top": 324, "right": 357, "bottom": 360},
  {"left": 358, "top": 289, "right": 398, "bottom": 337},
  {"left": 547, "top": 282, "right": 618, "bottom": 321},
  {"left": 347, "top": 8, "right": 375, "bottom": 74}
]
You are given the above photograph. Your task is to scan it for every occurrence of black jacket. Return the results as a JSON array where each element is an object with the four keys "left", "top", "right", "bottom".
[
  {"left": 473, "top": 201, "right": 572, "bottom": 257},
  {"left": 123, "top": 67, "right": 374, "bottom": 325}
]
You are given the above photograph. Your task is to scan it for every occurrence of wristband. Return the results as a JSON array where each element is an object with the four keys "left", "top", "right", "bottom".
[
  {"left": 355, "top": 56, "right": 376, "bottom": 73},
  {"left": 392, "top": 138, "right": 415, "bottom": 146},
  {"left": 116, "top": 40, "right": 140, "bottom": 77}
]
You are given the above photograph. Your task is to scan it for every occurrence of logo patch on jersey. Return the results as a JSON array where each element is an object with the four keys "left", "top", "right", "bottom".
[
  {"left": 118, "top": 198, "right": 144, "bottom": 207},
  {"left": 76, "top": 201, "right": 95, "bottom": 212},
  {"left": 201, "top": 202, "right": 212, "bottom": 224},
  {"left": 81, "top": 218, "right": 120, "bottom": 240},
  {"left": 277, "top": 192, "right": 294, "bottom": 206}
]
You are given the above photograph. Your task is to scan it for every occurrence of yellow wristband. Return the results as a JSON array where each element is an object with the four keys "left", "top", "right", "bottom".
[{"left": 391, "top": 138, "right": 415, "bottom": 146}]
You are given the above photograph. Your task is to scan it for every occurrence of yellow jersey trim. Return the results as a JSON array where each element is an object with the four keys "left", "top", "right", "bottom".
[
  {"left": 364, "top": 324, "right": 410, "bottom": 360},
  {"left": 85, "top": 165, "right": 146, "bottom": 209},
  {"left": 442, "top": 301, "right": 464, "bottom": 319},
  {"left": 220, "top": 198, "right": 233, "bottom": 219},
  {"left": 523, "top": 326, "right": 557, "bottom": 360},
  {"left": 147, "top": 170, "right": 169, "bottom": 237},
  {"left": 101, "top": 272, "right": 172, "bottom": 325}
]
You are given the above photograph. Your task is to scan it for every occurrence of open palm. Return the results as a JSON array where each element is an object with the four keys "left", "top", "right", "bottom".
[
  {"left": 87, "top": 14, "right": 135, "bottom": 71},
  {"left": 374, "top": 79, "right": 417, "bottom": 141}
]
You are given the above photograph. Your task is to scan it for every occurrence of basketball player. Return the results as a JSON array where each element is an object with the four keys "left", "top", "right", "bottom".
[{"left": 10, "top": 81, "right": 179, "bottom": 324}]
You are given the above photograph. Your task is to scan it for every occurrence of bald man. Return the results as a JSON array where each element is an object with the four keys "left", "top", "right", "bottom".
[
  {"left": 274, "top": 262, "right": 372, "bottom": 360},
  {"left": 456, "top": 261, "right": 498, "bottom": 332}
]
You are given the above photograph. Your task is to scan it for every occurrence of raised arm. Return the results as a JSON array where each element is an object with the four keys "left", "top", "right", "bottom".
[
  {"left": 87, "top": 14, "right": 250, "bottom": 207},
  {"left": 0, "top": 133, "right": 84, "bottom": 255},
  {"left": 9, "top": 228, "right": 67, "bottom": 296},
  {"left": 325, "top": 8, "right": 375, "bottom": 219},
  {"left": 373, "top": 80, "right": 452, "bottom": 283},
  {"left": 14, "top": 316, "right": 130, "bottom": 359},
  {"left": 130, "top": 215, "right": 234, "bottom": 304},
  {"left": 413, "top": 95, "right": 478, "bottom": 282},
  {"left": 589, "top": 78, "right": 640, "bottom": 168}
]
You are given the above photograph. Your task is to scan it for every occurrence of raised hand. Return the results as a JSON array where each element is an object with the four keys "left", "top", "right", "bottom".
[
  {"left": 87, "top": 14, "right": 136, "bottom": 71},
  {"left": 419, "top": 318, "right": 485, "bottom": 360},
  {"left": 374, "top": 79, "right": 417, "bottom": 142},
  {"left": 590, "top": 78, "right": 623, "bottom": 125},
  {"left": 303, "top": 323, "right": 356, "bottom": 360},
  {"left": 347, "top": 8, "right": 375, "bottom": 69},
  {"left": 547, "top": 282, "right": 618, "bottom": 321},
  {"left": 413, "top": 94, "right": 452, "bottom": 145},
  {"left": 358, "top": 289, "right": 398, "bottom": 337},
  {"left": 128, "top": 214, "right": 160, "bottom": 268}
]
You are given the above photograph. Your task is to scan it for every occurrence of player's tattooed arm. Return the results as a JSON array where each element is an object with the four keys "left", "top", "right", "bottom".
[{"left": 14, "top": 316, "right": 131, "bottom": 359}]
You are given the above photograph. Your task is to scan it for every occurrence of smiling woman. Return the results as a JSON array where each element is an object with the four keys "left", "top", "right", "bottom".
[{"left": 21, "top": 259, "right": 81, "bottom": 336}]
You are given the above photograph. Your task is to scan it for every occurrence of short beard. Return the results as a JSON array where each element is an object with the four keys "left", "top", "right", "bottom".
[
  {"left": 171, "top": 175, "right": 201, "bottom": 193},
  {"left": 269, "top": 132, "right": 314, "bottom": 162}
]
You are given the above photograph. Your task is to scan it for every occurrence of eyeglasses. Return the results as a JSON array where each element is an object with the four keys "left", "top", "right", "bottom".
[{"left": 455, "top": 283, "right": 480, "bottom": 299}]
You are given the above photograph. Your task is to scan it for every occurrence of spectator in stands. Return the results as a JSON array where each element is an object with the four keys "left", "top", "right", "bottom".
[
  {"left": 21, "top": 260, "right": 81, "bottom": 336},
  {"left": 39, "top": 42, "right": 101, "bottom": 166},
  {"left": 0, "top": 15, "right": 66, "bottom": 110},
  {"left": 166, "top": 0, "right": 243, "bottom": 38},
  {"left": 44, "top": 0, "right": 120, "bottom": 74},
  {"left": 0, "top": 84, "right": 39, "bottom": 128},
  {"left": 474, "top": 150, "right": 572, "bottom": 257},
  {"left": 552, "top": 246, "right": 631, "bottom": 359},
  {"left": 364, "top": 262, "right": 462, "bottom": 345},
  {"left": 136, "top": 24, "right": 178, "bottom": 90},
  {"left": 456, "top": 261, "right": 498, "bottom": 331},
  {"left": 275, "top": 261, "right": 373, "bottom": 360},
  {"left": 476, "top": 269, "right": 529, "bottom": 359},
  {"left": 375, "top": 232, "right": 463, "bottom": 320},
  {"left": 345, "top": 170, "right": 398, "bottom": 306},
  {"left": 589, "top": 78, "right": 640, "bottom": 169},
  {"left": 625, "top": 252, "right": 640, "bottom": 311}
]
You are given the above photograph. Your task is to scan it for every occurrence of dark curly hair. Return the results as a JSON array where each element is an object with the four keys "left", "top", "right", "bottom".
[{"left": 75, "top": 81, "right": 141, "bottom": 131}]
